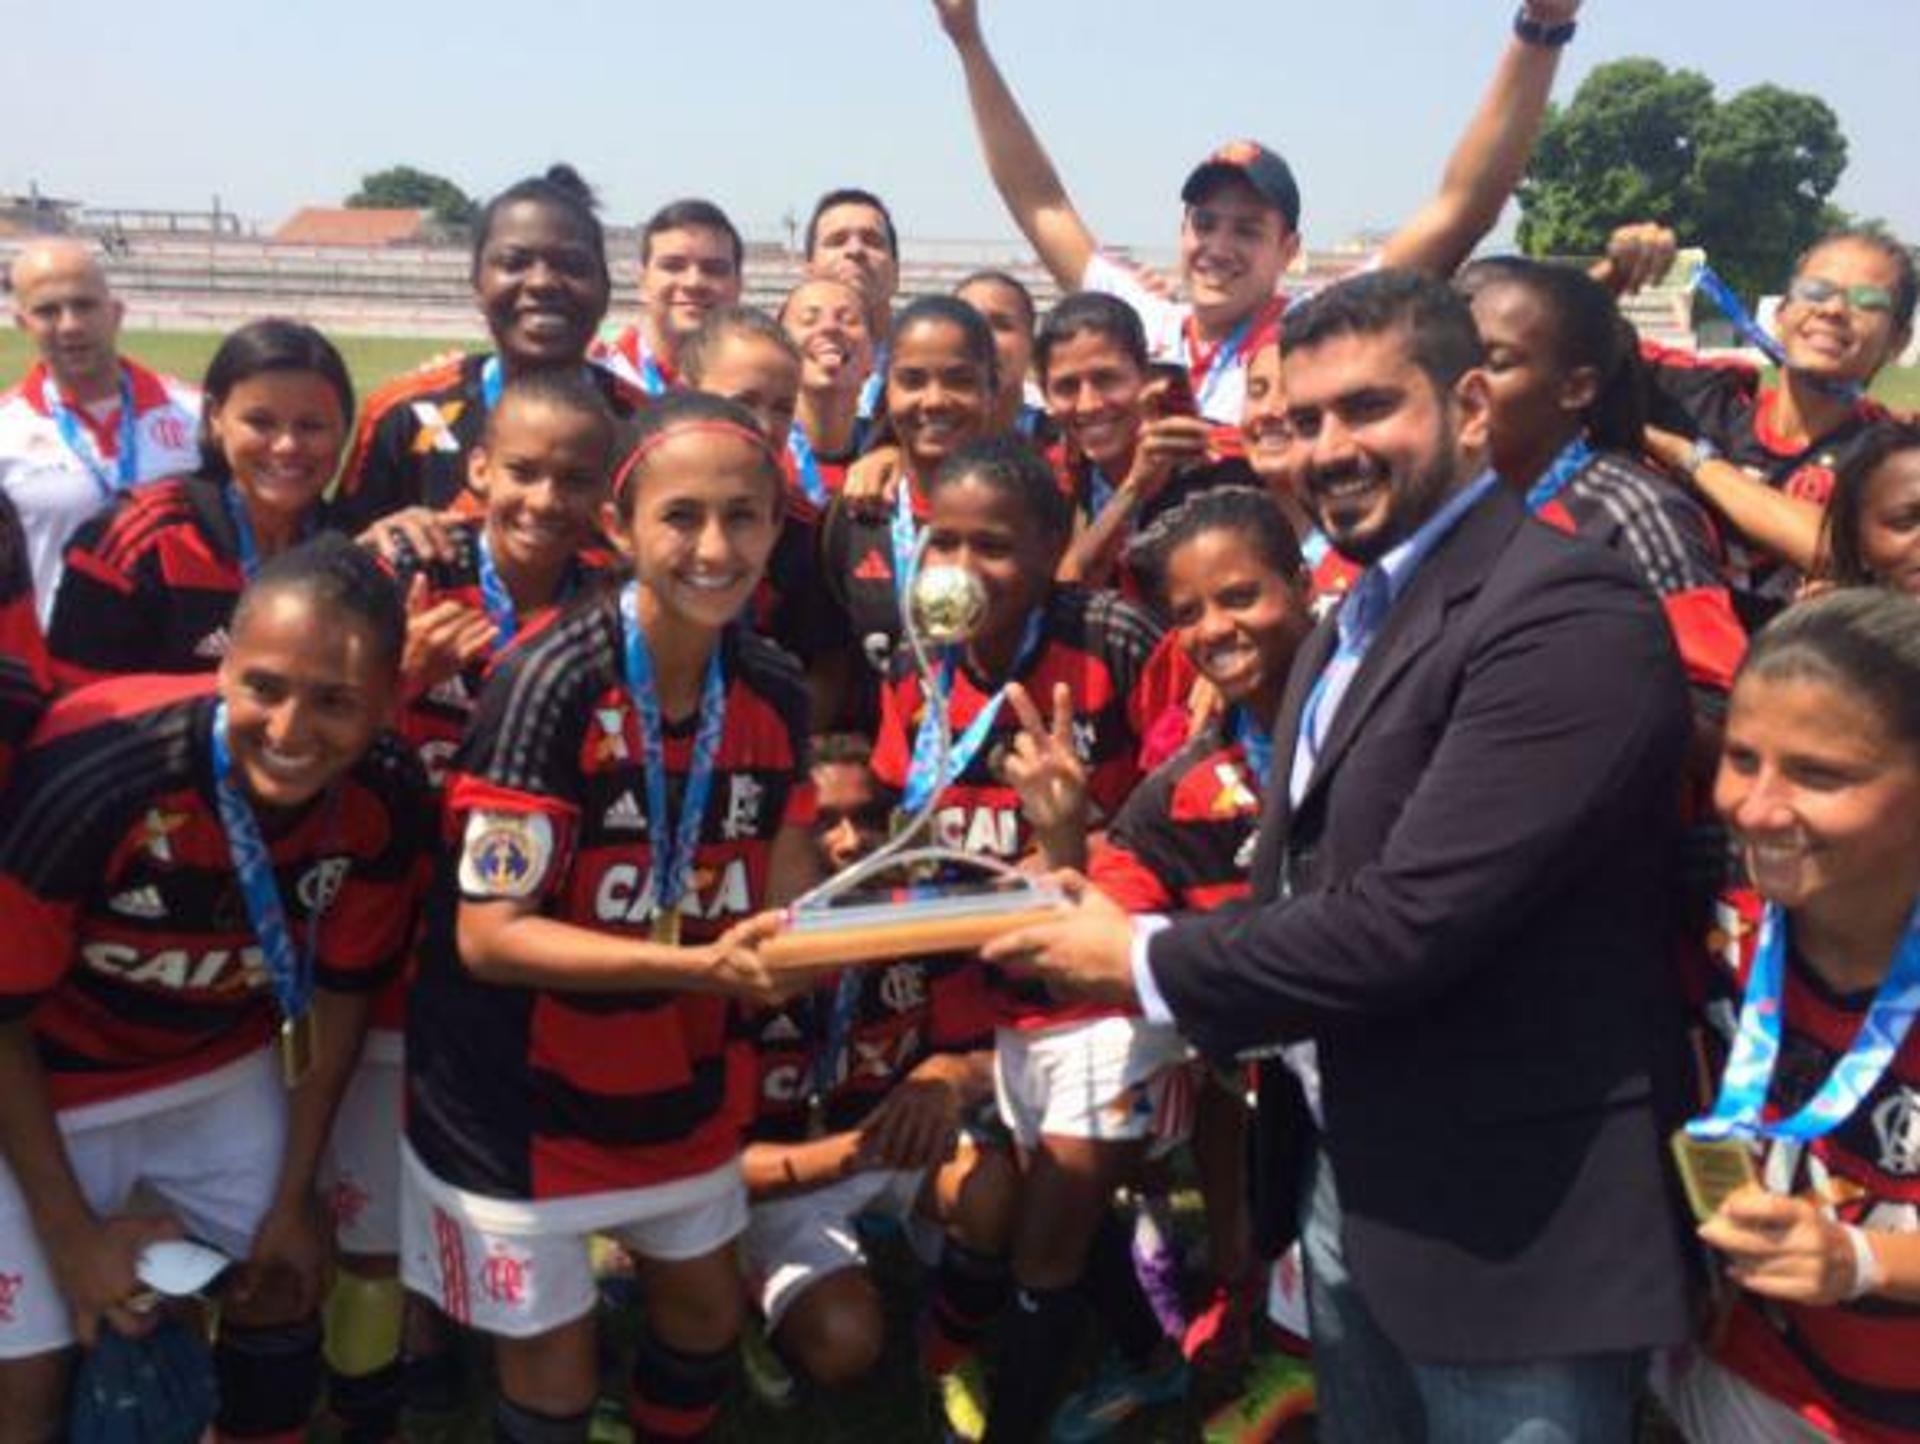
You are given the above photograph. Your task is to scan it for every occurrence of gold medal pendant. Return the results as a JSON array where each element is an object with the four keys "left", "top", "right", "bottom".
[
  {"left": 1671, "top": 1130, "right": 1758, "bottom": 1223},
  {"left": 651, "top": 907, "right": 683, "bottom": 946},
  {"left": 279, "top": 1011, "right": 317, "bottom": 1089}
]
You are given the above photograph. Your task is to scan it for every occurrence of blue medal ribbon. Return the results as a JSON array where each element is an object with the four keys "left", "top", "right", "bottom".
[
  {"left": 44, "top": 368, "right": 138, "bottom": 501},
  {"left": 857, "top": 343, "right": 890, "bottom": 422},
  {"left": 1229, "top": 706, "right": 1274, "bottom": 790},
  {"left": 618, "top": 582, "right": 728, "bottom": 922},
  {"left": 635, "top": 337, "right": 669, "bottom": 397},
  {"left": 808, "top": 969, "right": 865, "bottom": 1116},
  {"left": 1085, "top": 463, "right": 1117, "bottom": 519},
  {"left": 474, "top": 531, "right": 519, "bottom": 643},
  {"left": 1524, "top": 436, "right": 1595, "bottom": 514},
  {"left": 1299, "top": 528, "right": 1330, "bottom": 571},
  {"left": 1689, "top": 898, "right": 1920, "bottom": 1143},
  {"left": 787, "top": 426, "right": 830, "bottom": 508},
  {"left": 208, "top": 700, "right": 322, "bottom": 1027},
  {"left": 1193, "top": 312, "right": 1257, "bottom": 418},
  {"left": 480, "top": 356, "right": 505, "bottom": 412},
  {"left": 889, "top": 481, "right": 920, "bottom": 611},
  {"left": 1691, "top": 263, "right": 1862, "bottom": 404},
  {"left": 222, "top": 486, "right": 313, "bottom": 584},
  {"left": 901, "top": 608, "right": 1046, "bottom": 813}
]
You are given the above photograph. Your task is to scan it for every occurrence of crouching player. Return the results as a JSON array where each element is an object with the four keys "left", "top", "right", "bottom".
[
  {"left": 398, "top": 395, "right": 820, "bottom": 1444},
  {"left": 0, "top": 535, "right": 430, "bottom": 1441},
  {"left": 736, "top": 733, "right": 1015, "bottom": 1434}
]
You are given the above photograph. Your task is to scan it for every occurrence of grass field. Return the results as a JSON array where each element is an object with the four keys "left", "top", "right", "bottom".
[{"left": 3, "top": 330, "right": 1918, "bottom": 412}]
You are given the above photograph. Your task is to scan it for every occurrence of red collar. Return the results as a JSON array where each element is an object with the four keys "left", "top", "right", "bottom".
[{"left": 1182, "top": 294, "right": 1287, "bottom": 388}]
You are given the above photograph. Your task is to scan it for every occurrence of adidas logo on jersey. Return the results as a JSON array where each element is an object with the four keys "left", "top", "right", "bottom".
[
  {"left": 853, "top": 549, "right": 891, "bottom": 582},
  {"left": 603, "top": 791, "right": 646, "bottom": 832},
  {"left": 760, "top": 1014, "right": 803, "bottom": 1044},
  {"left": 193, "top": 628, "right": 231, "bottom": 660},
  {"left": 108, "top": 885, "right": 167, "bottom": 920}
]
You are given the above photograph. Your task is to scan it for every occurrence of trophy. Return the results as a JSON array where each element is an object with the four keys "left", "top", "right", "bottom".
[{"left": 760, "top": 536, "right": 1067, "bottom": 966}]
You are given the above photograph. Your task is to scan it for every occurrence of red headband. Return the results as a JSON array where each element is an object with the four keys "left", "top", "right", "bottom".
[{"left": 611, "top": 418, "right": 779, "bottom": 506}]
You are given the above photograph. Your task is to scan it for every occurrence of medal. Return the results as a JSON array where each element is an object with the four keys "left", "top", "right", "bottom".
[
  {"left": 1670, "top": 1130, "right": 1757, "bottom": 1223},
  {"left": 650, "top": 907, "right": 683, "bottom": 946},
  {"left": 279, "top": 1010, "right": 318, "bottom": 1089},
  {"left": 43, "top": 367, "right": 139, "bottom": 501},
  {"left": 619, "top": 583, "right": 727, "bottom": 946}
]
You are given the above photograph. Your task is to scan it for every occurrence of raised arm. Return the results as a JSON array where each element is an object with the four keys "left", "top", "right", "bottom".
[
  {"left": 1378, "top": 1, "right": 1583, "bottom": 277},
  {"left": 934, "top": 0, "right": 1100, "bottom": 289}
]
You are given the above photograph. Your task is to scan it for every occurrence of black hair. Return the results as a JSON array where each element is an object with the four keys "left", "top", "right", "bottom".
[
  {"left": 1127, "top": 485, "right": 1305, "bottom": 608},
  {"left": 1795, "top": 230, "right": 1918, "bottom": 337},
  {"left": 1455, "top": 257, "right": 1649, "bottom": 454},
  {"left": 678, "top": 306, "right": 803, "bottom": 388},
  {"left": 925, "top": 435, "right": 1072, "bottom": 545},
  {"left": 890, "top": 295, "right": 999, "bottom": 394},
  {"left": 1033, "top": 291, "right": 1151, "bottom": 381},
  {"left": 811, "top": 731, "right": 876, "bottom": 768},
  {"left": 232, "top": 532, "right": 406, "bottom": 674},
  {"left": 469, "top": 164, "right": 609, "bottom": 291},
  {"left": 641, "top": 198, "right": 744, "bottom": 272},
  {"left": 955, "top": 269, "right": 1036, "bottom": 330},
  {"left": 197, "top": 318, "right": 354, "bottom": 481},
  {"left": 1740, "top": 587, "right": 1920, "bottom": 752},
  {"left": 1822, "top": 422, "right": 1920, "bottom": 588},
  {"left": 805, "top": 188, "right": 899, "bottom": 261},
  {"left": 611, "top": 391, "right": 784, "bottom": 523},
  {"left": 1282, "top": 268, "right": 1486, "bottom": 395},
  {"left": 481, "top": 368, "right": 618, "bottom": 464}
]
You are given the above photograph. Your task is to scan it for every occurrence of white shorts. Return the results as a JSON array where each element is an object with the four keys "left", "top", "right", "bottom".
[
  {"left": 741, "top": 1165, "right": 943, "bottom": 1329},
  {"left": 1650, "top": 1347, "right": 1835, "bottom": 1444},
  {"left": 993, "top": 1017, "right": 1194, "bottom": 1154},
  {"left": 398, "top": 1143, "right": 747, "bottom": 1340},
  {"left": 319, "top": 1038, "right": 402, "bottom": 1257},
  {"left": 0, "top": 1050, "right": 286, "bottom": 1359}
]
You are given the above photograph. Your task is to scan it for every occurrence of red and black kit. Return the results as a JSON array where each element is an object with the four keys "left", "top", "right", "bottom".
[
  {"left": 741, "top": 960, "right": 992, "bottom": 1145},
  {"left": 334, "top": 354, "right": 648, "bottom": 535},
  {"left": 1641, "top": 341, "right": 1890, "bottom": 620},
  {"left": 0, "top": 491, "right": 48, "bottom": 788},
  {"left": 405, "top": 597, "right": 815, "bottom": 1203},
  {"left": 1692, "top": 887, "right": 1920, "bottom": 1444},
  {"left": 871, "top": 585, "right": 1163, "bottom": 1029},
  {"left": 47, "top": 476, "right": 332, "bottom": 691},
  {"left": 0, "top": 678, "right": 430, "bottom": 1111},
  {"left": 1094, "top": 716, "right": 1264, "bottom": 918}
]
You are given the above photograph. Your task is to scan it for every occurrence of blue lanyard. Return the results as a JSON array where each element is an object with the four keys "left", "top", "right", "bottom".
[
  {"left": 480, "top": 356, "right": 505, "bottom": 411},
  {"left": 1524, "top": 436, "right": 1594, "bottom": 513},
  {"left": 901, "top": 609, "right": 1046, "bottom": 813},
  {"left": 617, "top": 582, "right": 728, "bottom": 919},
  {"left": 1085, "top": 463, "right": 1117, "bottom": 519},
  {"left": 474, "top": 530, "right": 519, "bottom": 642},
  {"left": 1691, "top": 263, "right": 1862, "bottom": 404},
  {"left": 635, "top": 337, "right": 669, "bottom": 397},
  {"left": 44, "top": 369, "right": 138, "bottom": 501},
  {"left": 808, "top": 969, "right": 865, "bottom": 1109},
  {"left": 222, "top": 486, "right": 312, "bottom": 583},
  {"left": 787, "top": 426, "right": 829, "bottom": 508},
  {"left": 1229, "top": 706, "right": 1274, "bottom": 789},
  {"left": 1193, "top": 312, "right": 1257, "bottom": 416},
  {"left": 889, "top": 482, "right": 920, "bottom": 610},
  {"left": 208, "top": 701, "right": 324, "bottom": 1024},
  {"left": 857, "top": 343, "right": 890, "bottom": 422},
  {"left": 1689, "top": 898, "right": 1920, "bottom": 1143},
  {"left": 1300, "top": 528, "right": 1330, "bottom": 570}
]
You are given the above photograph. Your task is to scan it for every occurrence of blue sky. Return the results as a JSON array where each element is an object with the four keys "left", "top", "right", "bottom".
[{"left": 8, "top": 0, "right": 1915, "bottom": 263}]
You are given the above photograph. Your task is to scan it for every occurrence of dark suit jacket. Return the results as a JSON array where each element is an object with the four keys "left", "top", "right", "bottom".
[{"left": 1150, "top": 484, "right": 1695, "bottom": 1364}]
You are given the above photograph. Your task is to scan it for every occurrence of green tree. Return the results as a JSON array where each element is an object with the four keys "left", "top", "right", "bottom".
[
  {"left": 1517, "top": 60, "right": 1850, "bottom": 302},
  {"left": 346, "top": 166, "right": 477, "bottom": 229}
]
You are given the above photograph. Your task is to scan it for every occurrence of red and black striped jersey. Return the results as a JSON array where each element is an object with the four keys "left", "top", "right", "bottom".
[
  {"left": 0, "top": 679, "right": 429, "bottom": 1111},
  {"left": 740, "top": 959, "right": 992, "bottom": 1145},
  {"left": 1693, "top": 886, "right": 1920, "bottom": 1443},
  {"left": 1642, "top": 341, "right": 1889, "bottom": 619},
  {"left": 1095, "top": 716, "right": 1263, "bottom": 918},
  {"left": 333, "top": 354, "right": 649, "bottom": 536},
  {"left": 0, "top": 490, "right": 49, "bottom": 789},
  {"left": 1533, "top": 451, "right": 1747, "bottom": 694},
  {"left": 871, "top": 585, "right": 1161, "bottom": 1029},
  {"left": 46, "top": 475, "right": 339, "bottom": 692},
  {"left": 383, "top": 518, "right": 610, "bottom": 790},
  {"left": 406, "top": 597, "right": 815, "bottom": 1201}
]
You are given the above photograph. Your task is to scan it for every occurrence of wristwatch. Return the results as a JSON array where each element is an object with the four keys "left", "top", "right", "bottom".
[
  {"left": 1683, "top": 437, "right": 1722, "bottom": 481},
  {"left": 1514, "top": 7, "right": 1578, "bottom": 46}
]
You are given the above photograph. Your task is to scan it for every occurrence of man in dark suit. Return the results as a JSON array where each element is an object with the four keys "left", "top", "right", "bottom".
[{"left": 986, "top": 269, "right": 1695, "bottom": 1441}]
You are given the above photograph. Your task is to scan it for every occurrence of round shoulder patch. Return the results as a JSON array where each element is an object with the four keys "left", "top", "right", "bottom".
[{"left": 457, "top": 810, "right": 555, "bottom": 900}]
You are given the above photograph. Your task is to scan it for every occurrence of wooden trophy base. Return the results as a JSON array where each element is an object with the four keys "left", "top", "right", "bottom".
[{"left": 761, "top": 882, "right": 1066, "bottom": 968}]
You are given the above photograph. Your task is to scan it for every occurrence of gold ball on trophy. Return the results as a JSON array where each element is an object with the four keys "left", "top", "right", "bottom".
[{"left": 910, "top": 564, "right": 988, "bottom": 644}]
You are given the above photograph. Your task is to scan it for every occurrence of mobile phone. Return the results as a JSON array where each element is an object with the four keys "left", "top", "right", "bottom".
[{"left": 1148, "top": 363, "right": 1199, "bottom": 419}]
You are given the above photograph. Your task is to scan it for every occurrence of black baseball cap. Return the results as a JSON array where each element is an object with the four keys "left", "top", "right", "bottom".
[{"left": 1181, "top": 141, "right": 1301, "bottom": 233}]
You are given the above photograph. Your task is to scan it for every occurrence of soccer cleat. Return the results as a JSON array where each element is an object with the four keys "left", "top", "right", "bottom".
[
  {"left": 739, "top": 1320, "right": 798, "bottom": 1410},
  {"left": 937, "top": 1354, "right": 990, "bottom": 1442},
  {"left": 1049, "top": 1352, "right": 1190, "bottom": 1442},
  {"left": 1201, "top": 1349, "right": 1315, "bottom": 1444}
]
